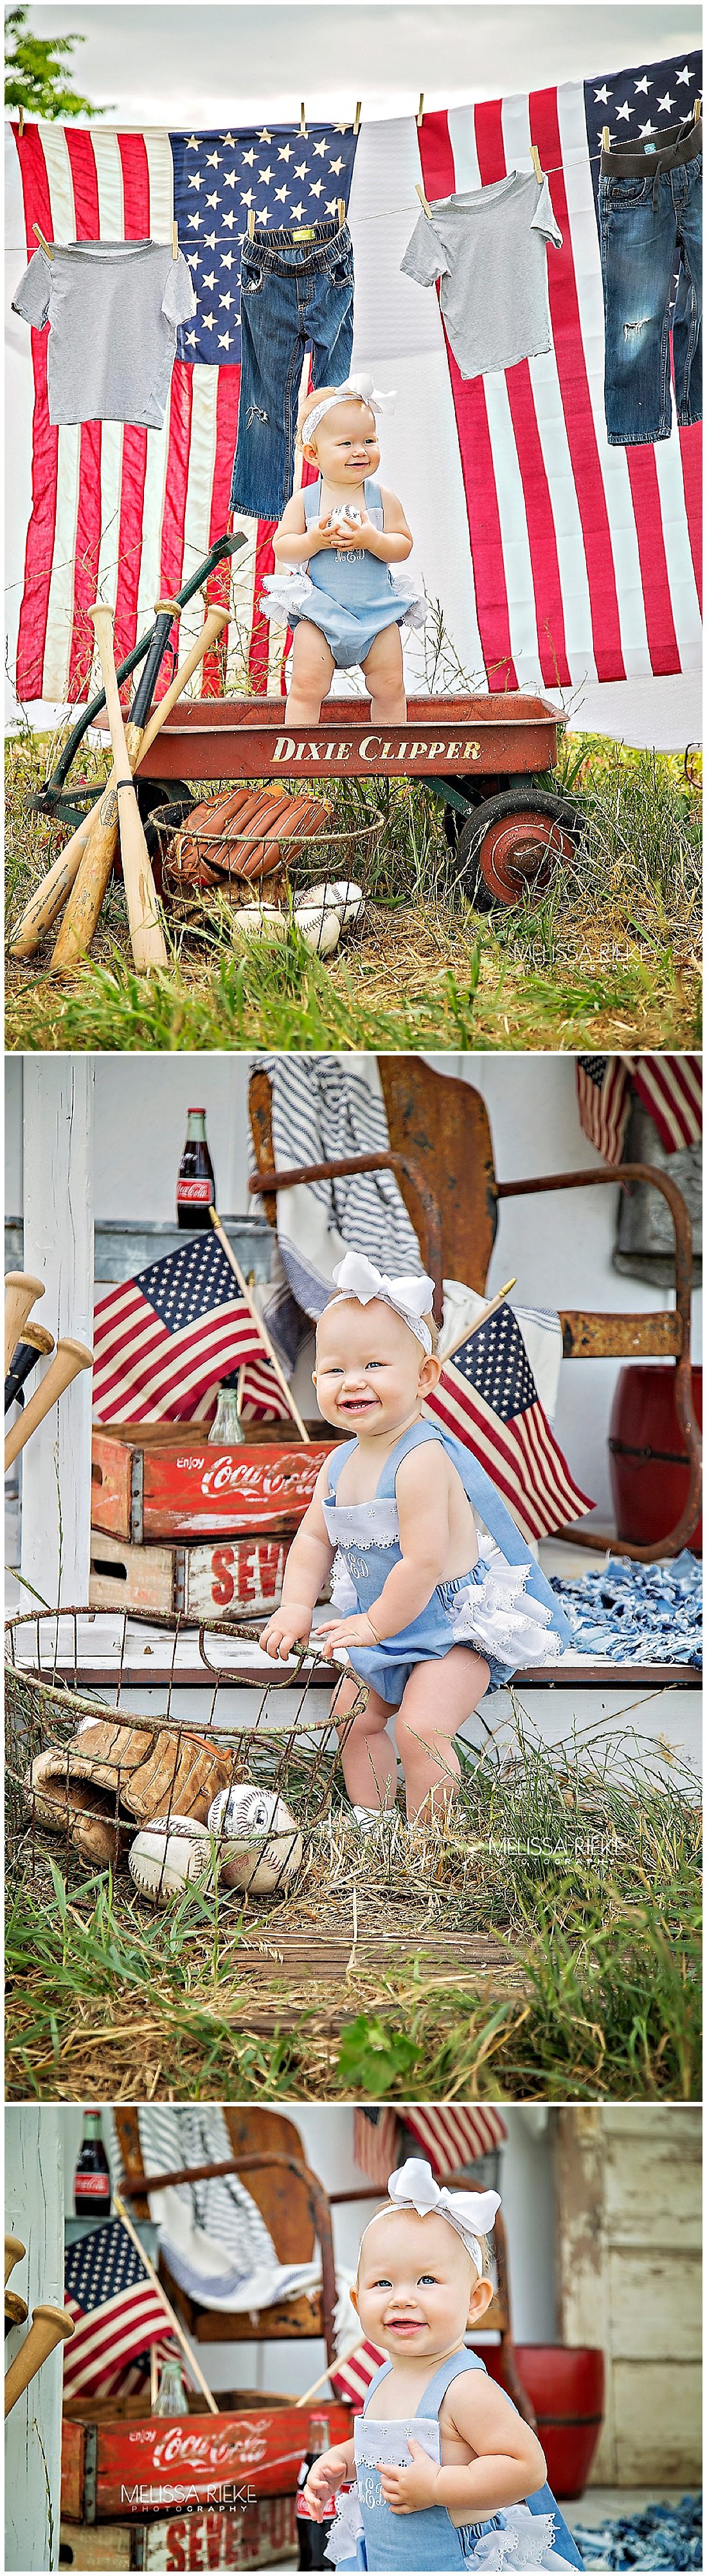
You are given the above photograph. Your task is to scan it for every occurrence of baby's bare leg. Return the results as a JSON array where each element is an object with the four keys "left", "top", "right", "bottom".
[
  {"left": 330, "top": 1673, "right": 398, "bottom": 1810},
  {"left": 361, "top": 624, "right": 406, "bottom": 722},
  {"left": 287, "top": 621, "right": 336, "bottom": 723},
  {"left": 395, "top": 1646, "right": 490, "bottom": 1822}
]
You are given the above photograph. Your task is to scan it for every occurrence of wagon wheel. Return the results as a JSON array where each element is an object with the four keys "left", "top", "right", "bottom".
[{"left": 454, "top": 788, "right": 582, "bottom": 911}]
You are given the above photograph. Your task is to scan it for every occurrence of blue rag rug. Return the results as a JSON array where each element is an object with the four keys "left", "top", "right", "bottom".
[
  {"left": 550, "top": 1551, "right": 702, "bottom": 1668},
  {"left": 572, "top": 2492, "right": 702, "bottom": 2568}
]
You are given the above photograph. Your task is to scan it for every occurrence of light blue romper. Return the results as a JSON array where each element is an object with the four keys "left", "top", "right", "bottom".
[
  {"left": 321, "top": 1421, "right": 573, "bottom": 1706},
  {"left": 336, "top": 2349, "right": 584, "bottom": 2571},
  {"left": 297, "top": 475, "right": 421, "bottom": 669}
]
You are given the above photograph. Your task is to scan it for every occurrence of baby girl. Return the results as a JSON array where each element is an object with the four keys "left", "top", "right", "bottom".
[
  {"left": 261, "top": 374, "right": 425, "bottom": 722},
  {"left": 261, "top": 1252, "right": 571, "bottom": 1824},
  {"left": 306, "top": 2158, "right": 584, "bottom": 2570}
]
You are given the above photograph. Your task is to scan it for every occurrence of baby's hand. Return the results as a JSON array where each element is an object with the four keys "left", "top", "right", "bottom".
[
  {"left": 305, "top": 2448, "right": 350, "bottom": 2519},
  {"left": 378, "top": 2440, "right": 440, "bottom": 2514},
  {"left": 259, "top": 1605, "right": 312, "bottom": 1660},
  {"left": 316, "top": 1611, "right": 378, "bottom": 1659}
]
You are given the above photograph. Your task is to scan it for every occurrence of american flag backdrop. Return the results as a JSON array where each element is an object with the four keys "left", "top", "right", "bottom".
[
  {"left": 425, "top": 1303, "right": 593, "bottom": 1542},
  {"left": 64, "top": 2220, "right": 174, "bottom": 2401},
  {"left": 577, "top": 1053, "right": 703, "bottom": 1165},
  {"left": 6, "top": 44, "right": 701, "bottom": 710},
  {"left": 92, "top": 1232, "right": 273, "bottom": 1423}
]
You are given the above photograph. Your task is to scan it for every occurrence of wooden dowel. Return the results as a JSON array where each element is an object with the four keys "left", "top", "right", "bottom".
[
  {"left": 415, "top": 180, "right": 433, "bottom": 219},
  {"left": 209, "top": 1210, "right": 310, "bottom": 1443},
  {"left": 112, "top": 2194, "right": 219, "bottom": 2414},
  {"left": 296, "top": 2343, "right": 360, "bottom": 2407},
  {"left": 530, "top": 145, "right": 542, "bottom": 183},
  {"left": 416, "top": 94, "right": 424, "bottom": 126},
  {"left": 354, "top": 101, "right": 361, "bottom": 134},
  {"left": 172, "top": 220, "right": 178, "bottom": 259},
  {"left": 4, "top": 2304, "right": 74, "bottom": 2418},
  {"left": 440, "top": 1278, "right": 517, "bottom": 1368}
]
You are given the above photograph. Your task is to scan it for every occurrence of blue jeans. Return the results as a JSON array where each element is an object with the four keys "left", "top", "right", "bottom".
[
  {"left": 230, "top": 221, "right": 354, "bottom": 519},
  {"left": 600, "top": 125, "right": 702, "bottom": 444}
]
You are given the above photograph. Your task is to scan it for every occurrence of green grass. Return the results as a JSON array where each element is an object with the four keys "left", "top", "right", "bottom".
[
  {"left": 5, "top": 730, "right": 701, "bottom": 1052},
  {"left": 6, "top": 1731, "right": 701, "bottom": 2102}
]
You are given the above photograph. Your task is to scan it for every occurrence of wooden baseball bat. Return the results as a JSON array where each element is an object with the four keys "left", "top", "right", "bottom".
[
  {"left": 53, "top": 599, "right": 230, "bottom": 969},
  {"left": 4, "top": 2237, "right": 26, "bottom": 2288},
  {"left": 87, "top": 604, "right": 168, "bottom": 972},
  {"left": 4, "top": 1336, "right": 93, "bottom": 1472},
  {"left": 4, "top": 2302, "right": 75, "bottom": 2418},
  {"left": 4, "top": 1273, "right": 44, "bottom": 1376},
  {"left": 5, "top": 1323, "right": 55, "bottom": 1416},
  {"left": 10, "top": 599, "right": 181, "bottom": 963},
  {"left": 5, "top": 2293, "right": 28, "bottom": 2334},
  {"left": 112, "top": 2194, "right": 219, "bottom": 2413}
]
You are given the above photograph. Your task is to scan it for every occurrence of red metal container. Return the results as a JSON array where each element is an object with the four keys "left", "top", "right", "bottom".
[
  {"left": 485, "top": 2345, "right": 604, "bottom": 2498},
  {"left": 609, "top": 1364, "right": 703, "bottom": 1555},
  {"left": 119, "top": 693, "right": 559, "bottom": 786}
]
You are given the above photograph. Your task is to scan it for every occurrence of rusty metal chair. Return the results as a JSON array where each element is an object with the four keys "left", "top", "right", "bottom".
[
  {"left": 247, "top": 1057, "right": 701, "bottom": 1560},
  {"left": 116, "top": 2107, "right": 535, "bottom": 2426}
]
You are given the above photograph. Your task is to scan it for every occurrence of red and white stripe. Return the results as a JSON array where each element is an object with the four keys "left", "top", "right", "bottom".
[
  {"left": 7, "top": 76, "right": 701, "bottom": 712},
  {"left": 64, "top": 2284, "right": 171, "bottom": 2399},
  {"left": 238, "top": 1354, "right": 292, "bottom": 1422},
  {"left": 575, "top": 1059, "right": 632, "bottom": 1165},
  {"left": 352, "top": 2108, "right": 401, "bottom": 2186},
  {"left": 425, "top": 1375, "right": 591, "bottom": 1542},
  {"left": 629, "top": 1054, "right": 702, "bottom": 1154},
  {"left": 329, "top": 2336, "right": 386, "bottom": 2410},
  {"left": 404, "top": 2106, "right": 507, "bottom": 2169},
  {"left": 93, "top": 1282, "right": 265, "bottom": 1423}
]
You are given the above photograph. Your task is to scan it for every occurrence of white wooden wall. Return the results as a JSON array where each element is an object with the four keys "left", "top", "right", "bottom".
[
  {"left": 555, "top": 2104, "right": 702, "bottom": 2484},
  {"left": 5, "top": 2106, "right": 67, "bottom": 2573}
]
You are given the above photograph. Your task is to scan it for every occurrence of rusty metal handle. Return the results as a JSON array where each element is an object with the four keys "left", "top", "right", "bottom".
[
  {"left": 495, "top": 1164, "right": 701, "bottom": 1559},
  {"left": 123, "top": 2151, "right": 338, "bottom": 2363},
  {"left": 249, "top": 1150, "right": 444, "bottom": 1321}
]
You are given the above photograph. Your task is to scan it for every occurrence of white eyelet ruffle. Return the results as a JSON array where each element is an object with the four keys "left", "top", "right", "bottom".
[
  {"left": 463, "top": 2507, "right": 572, "bottom": 2570},
  {"left": 326, "top": 2484, "right": 365, "bottom": 2565},
  {"left": 329, "top": 1552, "right": 360, "bottom": 1615},
  {"left": 449, "top": 1538, "right": 561, "bottom": 1669}
]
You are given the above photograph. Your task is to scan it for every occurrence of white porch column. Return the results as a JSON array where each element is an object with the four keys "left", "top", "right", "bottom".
[{"left": 20, "top": 1059, "right": 94, "bottom": 1607}]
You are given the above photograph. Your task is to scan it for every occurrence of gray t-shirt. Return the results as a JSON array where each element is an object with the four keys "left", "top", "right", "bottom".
[
  {"left": 12, "top": 238, "right": 197, "bottom": 427},
  {"left": 400, "top": 173, "right": 562, "bottom": 378}
]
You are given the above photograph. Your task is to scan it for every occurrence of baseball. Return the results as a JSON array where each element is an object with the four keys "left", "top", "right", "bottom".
[
  {"left": 128, "top": 1814, "right": 215, "bottom": 1905},
  {"left": 207, "top": 1784, "right": 303, "bottom": 1892}
]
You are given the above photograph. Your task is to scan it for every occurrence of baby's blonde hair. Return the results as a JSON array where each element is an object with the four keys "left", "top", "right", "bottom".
[
  {"left": 296, "top": 384, "right": 376, "bottom": 452},
  {"left": 318, "top": 1291, "right": 438, "bottom": 1357}
]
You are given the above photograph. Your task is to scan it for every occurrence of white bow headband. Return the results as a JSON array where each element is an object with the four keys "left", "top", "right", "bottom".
[
  {"left": 303, "top": 372, "right": 397, "bottom": 445},
  {"left": 329, "top": 1252, "right": 435, "bottom": 1353},
  {"left": 362, "top": 2160, "right": 501, "bottom": 2278}
]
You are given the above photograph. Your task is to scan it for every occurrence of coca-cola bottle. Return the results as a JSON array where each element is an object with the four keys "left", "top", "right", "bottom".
[
  {"left": 296, "top": 2413, "right": 337, "bottom": 2570},
  {"left": 177, "top": 1108, "right": 216, "bottom": 1230},
  {"left": 74, "top": 2110, "right": 111, "bottom": 2218}
]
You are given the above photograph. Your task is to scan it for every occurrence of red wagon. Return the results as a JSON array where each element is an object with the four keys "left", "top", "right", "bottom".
[{"left": 130, "top": 689, "right": 581, "bottom": 908}]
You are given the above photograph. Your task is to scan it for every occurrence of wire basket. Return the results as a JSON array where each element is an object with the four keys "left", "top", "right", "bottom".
[
  {"left": 5, "top": 1607, "right": 362, "bottom": 1906},
  {"left": 155, "top": 792, "right": 382, "bottom": 951}
]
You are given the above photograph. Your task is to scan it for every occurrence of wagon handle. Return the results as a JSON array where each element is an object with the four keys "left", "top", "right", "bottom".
[
  {"left": 495, "top": 1163, "right": 701, "bottom": 1559},
  {"left": 248, "top": 1151, "right": 444, "bottom": 1321},
  {"left": 34, "top": 534, "right": 245, "bottom": 809}
]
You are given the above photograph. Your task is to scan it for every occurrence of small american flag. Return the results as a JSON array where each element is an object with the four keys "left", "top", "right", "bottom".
[
  {"left": 425, "top": 1304, "right": 593, "bottom": 1542},
  {"left": 577, "top": 1054, "right": 703, "bottom": 1165},
  {"left": 238, "top": 1352, "right": 292, "bottom": 1422},
  {"left": 93, "top": 1232, "right": 266, "bottom": 1423},
  {"left": 64, "top": 2221, "right": 172, "bottom": 2401}
]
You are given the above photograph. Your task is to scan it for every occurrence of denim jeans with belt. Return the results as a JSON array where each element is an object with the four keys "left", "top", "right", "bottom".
[
  {"left": 600, "top": 118, "right": 702, "bottom": 443},
  {"left": 230, "top": 220, "right": 354, "bottom": 519}
]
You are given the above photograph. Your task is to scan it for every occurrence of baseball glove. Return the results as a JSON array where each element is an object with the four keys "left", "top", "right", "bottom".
[
  {"left": 168, "top": 787, "right": 330, "bottom": 890},
  {"left": 24, "top": 1722, "right": 231, "bottom": 1865}
]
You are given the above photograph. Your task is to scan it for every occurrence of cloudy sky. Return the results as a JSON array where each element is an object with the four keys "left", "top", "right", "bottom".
[{"left": 16, "top": 3, "right": 703, "bottom": 127}]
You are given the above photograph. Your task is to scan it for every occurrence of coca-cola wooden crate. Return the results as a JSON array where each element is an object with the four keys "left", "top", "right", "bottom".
[
  {"left": 89, "top": 1530, "right": 293, "bottom": 1619},
  {"left": 91, "top": 1426, "right": 337, "bottom": 1544},
  {"left": 62, "top": 2404, "right": 352, "bottom": 2522},
  {"left": 60, "top": 2496, "right": 296, "bottom": 2569}
]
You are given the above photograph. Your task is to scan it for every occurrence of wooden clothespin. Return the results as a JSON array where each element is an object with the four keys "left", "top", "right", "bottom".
[
  {"left": 247, "top": 206, "right": 256, "bottom": 239},
  {"left": 172, "top": 219, "right": 178, "bottom": 260},
  {"left": 300, "top": 101, "right": 307, "bottom": 136},
  {"left": 694, "top": 96, "right": 702, "bottom": 123},
  {"left": 530, "top": 145, "right": 543, "bottom": 184},
  {"left": 32, "top": 221, "right": 53, "bottom": 260},
  {"left": 602, "top": 125, "right": 610, "bottom": 152},
  {"left": 354, "top": 101, "right": 361, "bottom": 135},
  {"left": 18, "top": 106, "right": 24, "bottom": 139},
  {"left": 416, "top": 94, "right": 424, "bottom": 127},
  {"left": 415, "top": 180, "right": 433, "bottom": 220},
  {"left": 337, "top": 198, "right": 346, "bottom": 228}
]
